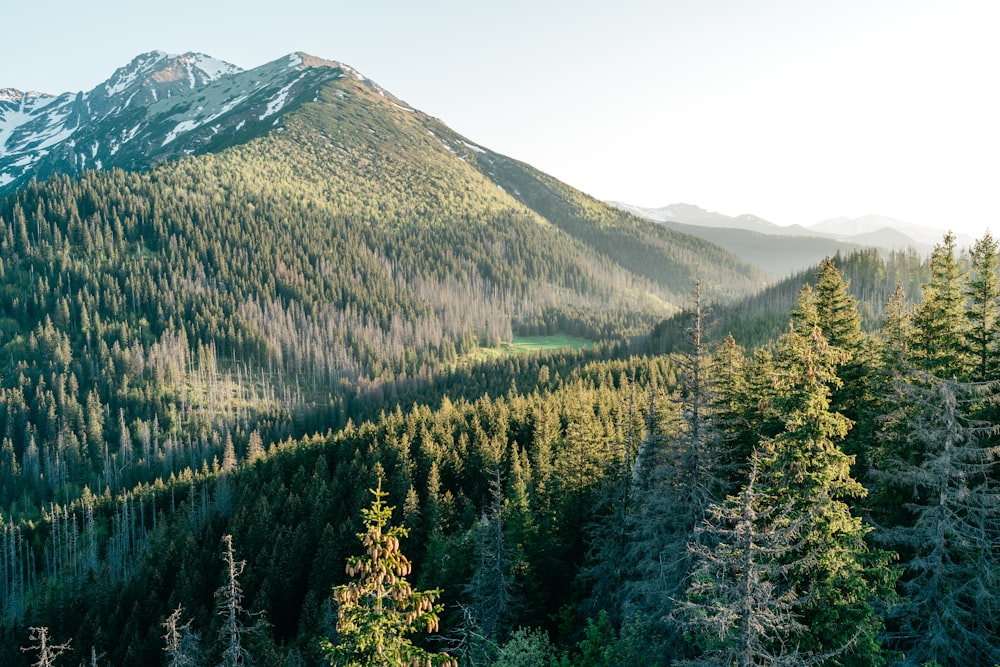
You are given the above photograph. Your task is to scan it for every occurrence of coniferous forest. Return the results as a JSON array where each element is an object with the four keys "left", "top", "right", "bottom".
[{"left": 2, "top": 56, "right": 1000, "bottom": 667}]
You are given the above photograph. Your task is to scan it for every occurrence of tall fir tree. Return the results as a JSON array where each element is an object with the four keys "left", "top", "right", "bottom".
[
  {"left": 809, "top": 257, "right": 877, "bottom": 474},
  {"left": 757, "top": 295, "right": 895, "bottom": 664},
  {"left": 963, "top": 231, "right": 1000, "bottom": 382},
  {"left": 621, "top": 285, "right": 729, "bottom": 662},
  {"left": 911, "top": 232, "right": 967, "bottom": 378},
  {"left": 873, "top": 376, "right": 1000, "bottom": 665}
]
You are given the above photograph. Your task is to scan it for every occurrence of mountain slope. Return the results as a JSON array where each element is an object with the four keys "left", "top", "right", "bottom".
[
  {"left": 0, "top": 51, "right": 768, "bottom": 525},
  {"left": 654, "top": 219, "right": 873, "bottom": 279},
  {"left": 1, "top": 50, "right": 765, "bottom": 306},
  {"left": 0, "top": 51, "right": 364, "bottom": 193}
]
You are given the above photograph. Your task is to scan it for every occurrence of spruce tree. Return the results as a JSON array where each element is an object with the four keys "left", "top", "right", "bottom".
[
  {"left": 757, "top": 300, "right": 894, "bottom": 664},
  {"left": 963, "top": 231, "right": 1000, "bottom": 382},
  {"left": 809, "top": 258, "right": 877, "bottom": 474},
  {"left": 911, "top": 232, "right": 967, "bottom": 378},
  {"left": 456, "top": 468, "right": 520, "bottom": 665},
  {"left": 873, "top": 376, "right": 1000, "bottom": 665},
  {"left": 677, "top": 452, "right": 809, "bottom": 667},
  {"left": 322, "top": 480, "right": 455, "bottom": 667},
  {"left": 622, "top": 285, "right": 728, "bottom": 661}
]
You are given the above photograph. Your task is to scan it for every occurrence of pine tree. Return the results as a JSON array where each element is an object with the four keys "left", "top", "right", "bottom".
[
  {"left": 757, "top": 306, "right": 894, "bottom": 664},
  {"left": 322, "top": 480, "right": 455, "bottom": 667},
  {"left": 963, "top": 231, "right": 1000, "bottom": 382},
  {"left": 873, "top": 376, "right": 1000, "bottom": 665},
  {"left": 911, "top": 232, "right": 967, "bottom": 378}
]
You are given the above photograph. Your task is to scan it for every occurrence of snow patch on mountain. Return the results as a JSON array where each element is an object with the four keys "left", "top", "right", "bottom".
[
  {"left": 0, "top": 50, "right": 395, "bottom": 194},
  {"left": 260, "top": 75, "right": 305, "bottom": 120}
]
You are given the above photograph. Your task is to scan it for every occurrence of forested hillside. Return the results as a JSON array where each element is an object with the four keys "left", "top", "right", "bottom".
[
  {"left": 645, "top": 247, "right": 931, "bottom": 352},
  {"left": 0, "top": 62, "right": 767, "bottom": 524},
  {"left": 6, "top": 231, "right": 1000, "bottom": 666},
  {"left": 4, "top": 49, "right": 999, "bottom": 667}
]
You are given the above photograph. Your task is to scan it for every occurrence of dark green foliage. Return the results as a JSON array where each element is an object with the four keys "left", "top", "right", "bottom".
[
  {"left": 963, "top": 231, "right": 1000, "bottom": 381},
  {"left": 3, "top": 55, "right": 1000, "bottom": 666},
  {"left": 910, "top": 232, "right": 967, "bottom": 377},
  {"left": 873, "top": 378, "right": 1000, "bottom": 665},
  {"left": 0, "top": 67, "right": 760, "bottom": 524}
]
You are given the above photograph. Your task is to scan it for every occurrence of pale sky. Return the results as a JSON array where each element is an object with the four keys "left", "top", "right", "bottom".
[{"left": 2, "top": 0, "right": 998, "bottom": 238}]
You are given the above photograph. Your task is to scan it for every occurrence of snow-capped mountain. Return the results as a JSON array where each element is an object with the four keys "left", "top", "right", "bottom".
[{"left": 0, "top": 51, "right": 388, "bottom": 194}]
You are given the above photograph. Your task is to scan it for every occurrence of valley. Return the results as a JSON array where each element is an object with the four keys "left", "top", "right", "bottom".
[{"left": 1, "top": 50, "right": 998, "bottom": 667}]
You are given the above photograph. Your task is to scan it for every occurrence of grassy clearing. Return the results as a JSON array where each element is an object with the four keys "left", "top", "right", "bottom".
[{"left": 466, "top": 334, "right": 595, "bottom": 361}]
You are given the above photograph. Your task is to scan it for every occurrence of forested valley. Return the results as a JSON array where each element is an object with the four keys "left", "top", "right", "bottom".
[
  {"left": 2, "top": 58, "right": 999, "bottom": 667},
  {"left": 4, "top": 210, "right": 1000, "bottom": 664}
]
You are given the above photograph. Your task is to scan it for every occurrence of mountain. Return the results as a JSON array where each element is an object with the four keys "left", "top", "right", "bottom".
[
  {"left": 0, "top": 51, "right": 378, "bottom": 194},
  {"left": 0, "top": 52, "right": 776, "bottom": 662},
  {"left": 0, "top": 49, "right": 767, "bottom": 508},
  {"left": 0, "top": 51, "right": 970, "bottom": 667},
  {"left": 653, "top": 219, "right": 874, "bottom": 279},
  {"left": 610, "top": 202, "right": 797, "bottom": 235},
  {"left": 609, "top": 202, "right": 961, "bottom": 277},
  {"left": 611, "top": 202, "right": 884, "bottom": 278},
  {"left": 809, "top": 214, "right": 975, "bottom": 249},
  {"left": 1, "top": 52, "right": 764, "bottom": 305}
]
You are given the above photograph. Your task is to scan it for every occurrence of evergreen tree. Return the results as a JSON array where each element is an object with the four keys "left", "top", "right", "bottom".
[
  {"left": 812, "top": 257, "right": 864, "bottom": 353},
  {"left": 963, "top": 231, "right": 1000, "bottom": 382},
  {"left": 456, "top": 468, "right": 520, "bottom": 665},
  {"left": 809, "top": 257, "right": 877, "bottom": 473},
  {"left": 758, "top": 304, "right": 894, "bottom": 664},
  {"left": 322, "top": 480, "right": 455, "bottom": 667},
  {"left": 911, "top": 232, "right": 967, "bottom": 378},
  {"left": 621, "top": 285, "right": 728, "bottom": 661},
  {"left": 880, "top": 284, "right": 914, "bottom": 373},
  {"left": 677, "top": 452, "right": 809, "bottom": 667},
  {"left": 873, "top": 376, "right": 1000, "bottom": 665}
]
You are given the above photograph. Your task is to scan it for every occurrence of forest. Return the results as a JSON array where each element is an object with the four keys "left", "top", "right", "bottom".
[
  {"left": 1, "top": 64, "right": 997, "bottom": 665},
  {"left": 2, "top": 220, "right": 1000, "bottom": 665}
]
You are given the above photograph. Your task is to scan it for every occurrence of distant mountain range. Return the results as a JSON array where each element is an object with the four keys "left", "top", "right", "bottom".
[{"left": 609, "top": 202, "right": 973, "bottom": 278}]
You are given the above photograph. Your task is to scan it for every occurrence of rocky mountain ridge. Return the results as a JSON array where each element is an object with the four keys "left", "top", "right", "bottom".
[{"left": 0, "top": 51, "right": 376, "bottom": 193}]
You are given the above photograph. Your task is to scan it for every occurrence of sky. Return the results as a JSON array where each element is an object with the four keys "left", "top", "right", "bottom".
[{"left": 2, "top": 0, "right": 998, "bottom": 238}]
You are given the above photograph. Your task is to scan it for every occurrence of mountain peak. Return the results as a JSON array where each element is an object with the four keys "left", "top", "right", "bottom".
[
  {"left": 100, "top": 50, "right": 241, "bottom": 99},
  {"left": 293, "top": 52, "right": 343, "bottom": 70},
  {"left": 1, "top": 88, "right": 50, "bottom": 102},
  {"left": 0, "top": 49, "right": 365, "bottom": 193}
]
